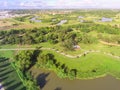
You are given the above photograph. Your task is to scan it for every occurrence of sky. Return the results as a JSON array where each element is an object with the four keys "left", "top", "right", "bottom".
[{"left": 0, "top": 0, "right": 120, "bottom": 9}]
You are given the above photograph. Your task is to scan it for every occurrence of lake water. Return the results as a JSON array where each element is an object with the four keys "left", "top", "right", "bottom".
[
  {"left": 30, "top": 17, "right": 41, "bottom": 23},
  {"left": 57, "top": 20, "right": 67, "bottom": 25},
  {"left": 31, "top": 68, "right": 120, "bottom": 90},
  {"left": 101, "top": 17, "right": 113, "bottom": 22}
]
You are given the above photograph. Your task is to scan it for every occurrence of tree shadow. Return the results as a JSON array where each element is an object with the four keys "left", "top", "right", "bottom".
[
  {"left": 0, "top": 68, "right": 8, "bottom": 72},
  {"left": 0, "top": 76, "right": 8, "bottom": 81},
  {"left": 6, "top": 82, "right": 24, "bottom": 90},
  {"left": 54, "top": 87, "right": 62, "bottom": 90},
  {"left": 19, "top": 86, "right": 26, "bottom": 90},
  {"left": 31, "top": 47, "right": 42, "bottom": 64},
  {"left": 0, "top": 63, "right": 10, "bottom": 68},
  {"left": 0, "top": 70, "right": 14, "bottom": 77},
  {"left": 36, "top": 73, "right": 50, "bottom": 89},
  {"left": 0, "top": 57, "right": 25, "bottom": 90},
  {"left": 0, "top": 57, "right": 8, "bottom": 62},
  {"left": 2, "top": 80, "right": 15, "bottom": 87},
  {"left": 24, "top": 48, "right": 42, "bottom": 72}
]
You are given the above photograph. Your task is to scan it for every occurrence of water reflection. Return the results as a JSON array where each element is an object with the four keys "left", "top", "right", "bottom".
[{"left": 34, "top": 68, "right": 120, "bottom": 90}]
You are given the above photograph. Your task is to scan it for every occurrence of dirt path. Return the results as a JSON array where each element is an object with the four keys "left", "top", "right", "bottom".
[
  {"left": 0, "top": 48, "right": 120, "bottom": 59},
  {"left": 100, "top": 40, "right": 120, "bottom": 46}
]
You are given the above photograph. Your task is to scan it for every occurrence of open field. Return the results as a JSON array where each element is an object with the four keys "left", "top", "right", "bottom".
[
  {"left": 0, "top": 10, "right": 120, "bottom": 30},
  {"left": 0, "top": 9, "right": 120, "bottom": 90},
  {"left": 0, "top": 46, "right": 120, "bottom": 79},
  {"left": 0, "top": 57, "right": 25, "bottom": 90}
]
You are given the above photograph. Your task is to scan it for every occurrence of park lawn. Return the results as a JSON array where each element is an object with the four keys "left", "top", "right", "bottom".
[
  {"left": 42, "top": 50, "right": 120, "bottom": 79},
  {"left": 0, "top": 18, "right": 53, "bottom": 31},
  {"left": 79, "top": 43, "right": 120, "bottom": 56},
  {"left": 0, "top": 41, "right": 119, "bottom": 56},
  {"left": 0, "top": 45, "right": 17, "bottom": 49},
  {"left": 0, "top": 57, "right": 25, "bottom": 90},
  {"left": 62, "top": 21, "right": 80, "bottom": 27},
  {"left": 0, "top": 20, "right": 13, "bottom": 27},
  {"left": 0, "top": 45, "right": 119, "bottom": 80},
  {"left": 0, "top": 51, "right": 14, "bottom": 58}
]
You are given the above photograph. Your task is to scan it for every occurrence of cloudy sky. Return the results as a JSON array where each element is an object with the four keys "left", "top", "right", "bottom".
[{"left": 0, "top": 0, "right": 120, "bottom": 9}]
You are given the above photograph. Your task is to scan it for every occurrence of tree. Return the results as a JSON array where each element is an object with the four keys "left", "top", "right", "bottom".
[
  {"left": 62, "top": 38, "right": 74, "bottom": 50},
  {"left": 15, "top": 50, "right": 33, "bottom": 72},
  {"left": 25, "top": 71, "right": 40, "bottom": 90},
  {"left": 69, "top": 69, "right": 77, "bottom": 79},
  {"left": 37, "top": 54, "right": 47, "bottom": 67}
]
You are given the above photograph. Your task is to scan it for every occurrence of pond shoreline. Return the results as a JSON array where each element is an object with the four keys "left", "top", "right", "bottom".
[{"left": 31, "top": 67, "right": 120, "bottom": 90}]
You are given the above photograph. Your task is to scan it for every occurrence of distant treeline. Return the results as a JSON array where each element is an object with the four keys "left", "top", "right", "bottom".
[
  {"left": 74, "top": 9, "right": 120, "bottom": 17},
  {"left": 0, "top": 23, "right": 120, "bottom": 49}
]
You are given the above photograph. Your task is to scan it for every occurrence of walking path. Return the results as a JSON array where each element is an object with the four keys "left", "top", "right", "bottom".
[
  {"left": 0, "top": 48, "right": 120, "bottom": 59},
  {"left": 100, "top": 40, "right": 120, "bottom": 46},
  {"left": 0, "top": 47, "right": 120, "bottom": 90}
]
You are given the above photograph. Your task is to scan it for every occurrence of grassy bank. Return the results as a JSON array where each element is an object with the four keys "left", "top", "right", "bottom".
[
  {"left": 0, "top": 47, "right": 120, "bottom": 80},
  {"left": 35, "top": 50, "right": 120, "bottom": 80}
]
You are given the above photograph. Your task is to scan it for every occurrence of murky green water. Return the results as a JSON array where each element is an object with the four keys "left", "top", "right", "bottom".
[{"left": 32, "top": 68, "right": 120, "bottom": 90}]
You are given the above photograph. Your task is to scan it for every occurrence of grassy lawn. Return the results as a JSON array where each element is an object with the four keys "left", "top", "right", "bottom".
[
  {"left": 0, "top": 10, "right": 120, "bottom": 81},
  {"left": 0, "top": 51, "right": 14, "bottom": 58},
  {"left": 42, "top": 49, "right": 120, "bottom": 79},
  {"left": 0, "top": 44, "right": 120, "bottom": 80},
  {"left": 0, "top": 45, "right": 17, "bottom": 49},
  {"left": 0, "top": 41, "right": 120, "bottom": 56},
  {"left": 0, "top": 57, "right": 25, "bottom": 90}
]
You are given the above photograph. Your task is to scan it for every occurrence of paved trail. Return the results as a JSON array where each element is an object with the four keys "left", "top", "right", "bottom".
[
  {"left": 0, "top": 48, "right": 120, "bottom": 59},
  {"left": 0, "top": 47, "right": 120, "bottom": 90},
  {"left": 100, "top": 41, "right": 120, "bottom": 46}
]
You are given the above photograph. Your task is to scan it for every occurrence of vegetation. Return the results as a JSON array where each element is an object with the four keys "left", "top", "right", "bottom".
[
  {"left": 14, "top": 48, "right": 41, "bottom": 90},
  {"left": 0, "top": 22, "right": 119, "bottom": 50},
  {"left": 0, "top": 9, "right": 120, "bottom": 89},
  {"left": 0, "top": 57, "right": 25, "bottom": 90},
  {"left": 13, "top": 48, "right": 120, "bottom": 80}
]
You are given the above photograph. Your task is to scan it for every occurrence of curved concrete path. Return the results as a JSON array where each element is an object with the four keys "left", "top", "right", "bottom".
[{"left": 0, "top": 48, "right": 120, "bottom": 59}]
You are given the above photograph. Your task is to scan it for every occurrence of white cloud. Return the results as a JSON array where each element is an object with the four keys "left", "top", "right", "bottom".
[
  {"left": 1, "top": 0, "right": 120, "bottom": 9},
  {"left": 20, "top": 0, "right": 46, "bottom": 8},
  {"left": 18, "top": 0, "right": 98, "bottom": 9},
  {"left": 51, "top": 0, "right": 98, "bottom": 8},
  {"left": 20, "top": 2, "right": 37, "bottom": 7}
]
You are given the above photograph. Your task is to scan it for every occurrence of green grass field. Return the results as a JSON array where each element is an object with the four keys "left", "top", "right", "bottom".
[
  {"left": 0, "top": 57, "right": 25, "bottom": 90},
  {"left": 0, "top": 10, "right": 120, "bottom": 81},
  {"left": 41, "top": 50, "right": 120, "bottom": 79},
  {"left": 0, "top": 50, "right": 14, "bottom": 58}
]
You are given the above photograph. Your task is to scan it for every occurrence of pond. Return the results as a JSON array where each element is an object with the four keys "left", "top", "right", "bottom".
[
  {"left": 57, "top": 20, "right": 67, "bottom": 25},
  {"left": 101, "top": 17, "right": 113, "bottom": 22},
  {"left": 30, "top": 17, "right": 41, "bottom": 23},
  {"left": 78, "top": 16, "right": 84, "bottom": 19},
  {"left": 32, "top": 68, "right": 120, "bottom": 90}
]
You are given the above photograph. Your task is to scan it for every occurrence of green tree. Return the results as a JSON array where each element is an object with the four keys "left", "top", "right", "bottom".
[{"left": 15, "top": 50, "right": 33, "bottom": 72}]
